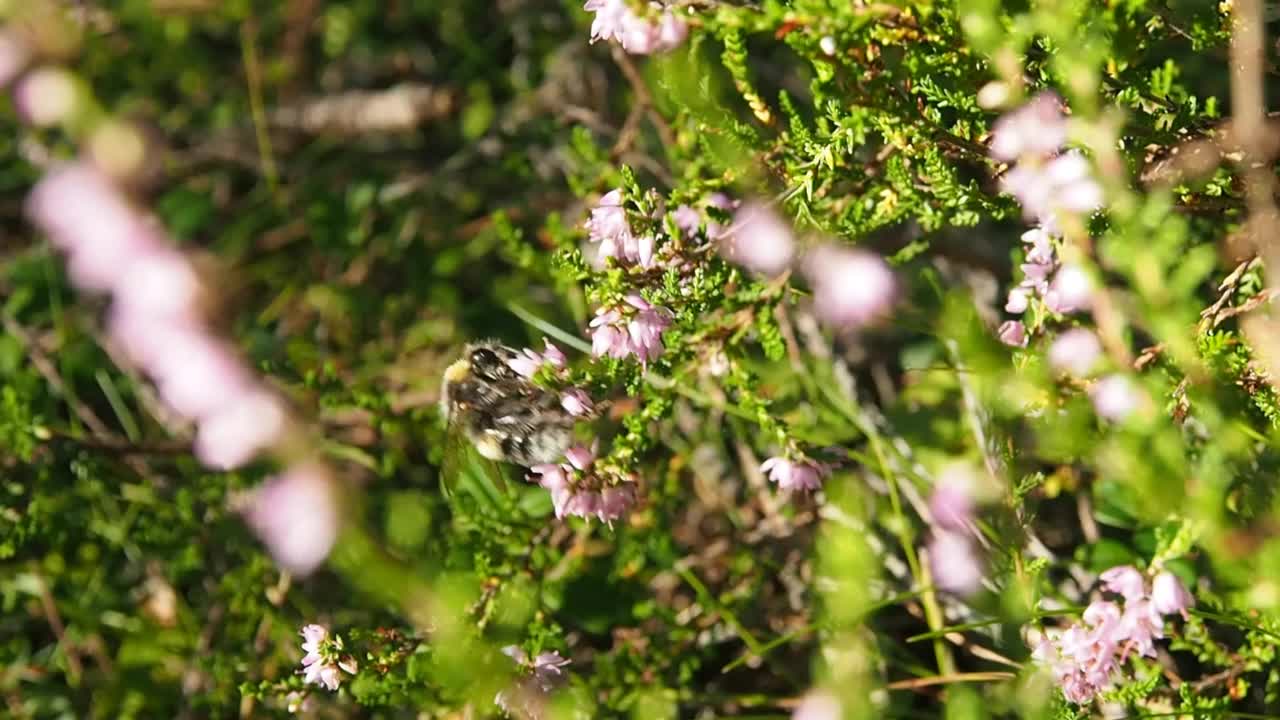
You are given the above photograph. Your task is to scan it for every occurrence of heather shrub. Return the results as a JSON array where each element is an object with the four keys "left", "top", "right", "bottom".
[{"left": 3, "top": 2, "right": 1280, "bottom": 719}]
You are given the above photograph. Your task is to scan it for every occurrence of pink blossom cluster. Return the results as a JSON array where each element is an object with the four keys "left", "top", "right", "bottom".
[
  {"left": 991, "top": 92, "right": 1103, "bottom": 224},
  {"left": 719, "top": 202, "right": 796, "bottom": 277},
  {"left": 924, "top": 469, "right": 984, "bottom": 596},
  {"left": 585, "top": 188, "right": 656, "bottom": 268},
  {"left": 496, "top": 646, "right": 572, "bottom": 719},
  {"left": 28, "top": 163, "right": 288, "bottom": 470},
  {"left": 673, "top": 192, "right": 736, "bottom": 241},
  {"left": 802, "top": 244, "right": 897, "bottom": 329},
  {"left": 998, "top": 226, "right": 1095, "bottom": 348},
  {"left": 584, "top": 1, "right": 688, "bottom": 55},
  {"left": 27, "top": 162, "right": 340, "bottom": 576},
  {"left": 1031, "top": 565, "right": 1194, "bottom": 704},
  {"left": 590, "top": 292, "right": 672, "bottom": 363},
  {"left": 528, "top": 444, "right": 635, "bottom": 523},
  {"left": 712, "top": 202, "right": 897, "bottom": 328},
  {"left": 298, "top": 624, "right": 358, "bottom": 691},
  {"left": 505, "top": 340, "right": 595, "bottom": 418},
  {"left": 760, "top": 455, "right": 830, "bottom": 492},
  {"left": 243, "top": 464, "right": 341, "bottom": 576}
]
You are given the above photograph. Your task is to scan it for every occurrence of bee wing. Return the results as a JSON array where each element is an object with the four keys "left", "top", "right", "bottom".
[{"left": 441, "top": 420, "right": 511, "bottom": 508}]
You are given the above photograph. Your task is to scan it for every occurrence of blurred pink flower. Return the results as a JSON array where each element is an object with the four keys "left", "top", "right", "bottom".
[
  {"left": 997, "top": 319, "right": 1027, "bottom": 348},
  {"left": 1090, "top": 374, "right": 1140, "bottom": 421},
  {"left": 801, "top": 245, "right": 896, "bottom": 329},
  {"left": 27, "top": 163, "right": 158, "bottom": 291},
  {"left": 1151, "top": 571, "right": 1194, "bottom": 618},
  {"left": 989, "top": 92, "right": 1067, "bottom": 162},
  {"left": 13, "top": 66, "right": 78, "bottom": 127},
  {"left": 585, "top": 1, "right": 630, "bottom": 45},
  {"left": 792, "top": 691, "right": 841, "bottom": 720},
  {"left": 1022, "top": 227, "right": 1056, "bottom": 264},
  {"left": 1048, "top": 328, "right": 1102, "bottom": 376},
  {"left": 928, "top": 473, "right": 974, "bottom": 532},
  {"left": 928, "top": 530, "right": 983, "bottom": 595},
  {"left": 1099, "top": 565, "right": 1146, "bottom": 603},
  {"left": 194, "top": 390, "right": 287, "bottom": 470},
  {"left": 244, "top": 464, "right": 340, "bottom": 576},
  {"left": 759, "top": 456, "right": 829, "bottom": 492},
  {"left": 1002, "top": 151, "right": 1103, "bottom": 223},
  {"left": 672, "top": 204, "right": 702, "bottom": 236},
  {"left": 720, "top": 202, "right": 796, "bottom": 277},
  {"left": 1045, "top": 264, "right": 1094, "bottom": 314},
  {"left": 111, "top": 249, "right": 201, "bottom": 322},
  {"left": 145, "top": 331, "right": 255, "bottom": 420}
]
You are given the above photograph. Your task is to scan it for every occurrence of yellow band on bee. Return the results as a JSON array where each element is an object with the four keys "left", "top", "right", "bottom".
[{"left": 444, "top": 358, "right": 472, "bottom": 383}]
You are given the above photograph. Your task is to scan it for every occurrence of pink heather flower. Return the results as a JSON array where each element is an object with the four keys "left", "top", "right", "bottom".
[
  {"left": 997, "top": 319, "right": 1027, "bottom": 348},
  {"left": 1048, "top": 329, "right": 1102, "bottom": 376},
  {"left": 1045, "top": 264, "right": 1094, "bottom": 314},
  {"left": 928, "top": 530, "right": 983, "bottom": 595},
  {"left": 1022, "top": 227, "right": 1056, "bottom": 264},
  {"left": 26, "top": 163, "right": 159, "bottom": 291},
  {"left": 194, "top": 389, "right": 287, "bottom": 470},
  {"left": 1001, "top": 151, "right": 1104, "bottom": 222},
  {"left": 1090, "top": 374, "right": 1140, "bottom": 422},
  {"left": 585, "top": 0, "right": 629, "bottom": 43},
  {"left": 1151, "top": 571, "right": 1194, "bottom": 618},
  {"left": 541, "top": 340, "right": 567, "bottom": 368},
  {"left": 585, "top": 188, "right": 642, "bottom": 265},
  {"left": 531, "top": 651, "right": 572, "bottom": 691},
  {"left": 1118, "top": 597, "right": 1163, "bottom": 659},
  {"left": 989, "top": 92, "right": 1068, "bottom": 162},
  {"left": 13, "top": 66, "right": 78, "bottom": 127},
  {"left": 301, "top": 624, "right": 327, "bottom": 663},
  {"left": 1005, "top": 286, "right": 1030, "bottom": 313},
  {"left": 801, "top": 245, "right": 897, "bottom": 329},
  {"left": 497, "top": 646, "right": 572, "bottom": 718},
  {"left": 146, "top": 331, "right": 255, "bottom": 420},
  {"left": 1044, "top": 152, "right": 1104, "bottom": 213},
  {"left": 672, "top": 204, "right": 702, "bottom": 236},
  {"left": 586, "top": 1, "right": 688, "bottom": 55},
  {"left": 560, "top": 388, "right": 594, "bottom": 417},
  {"left": 244, "top": 464, "right": 340, "bottom": 576},
  {"left": 720, "top": 202, "right": 796, "bottom": 277},
  {"left": 928, "top": 474, "right": 974, "bottom": 532},
  {"left": 759, "top": 456, "right": 829, "bottom": 492},
  {"left": 589, "top": 294, "right": 672, "bottom": 363},
  {"left": 529, "top": 445, "right": 633, "bottom": 523},
  {"left": 298, "top": 624, "right": 355, "bottom": 691},
  {"left": 111, "top": 249, "right": 201, "bottom": 322},
  {"left": 793, "top": 691, "right": 841, "bottom": 720},
  {"left": 508, "top": 347, "right": 546, "bottom": 379},
  {"left": 1099, "top": 565, "right": 1147, "bottom": 603}
]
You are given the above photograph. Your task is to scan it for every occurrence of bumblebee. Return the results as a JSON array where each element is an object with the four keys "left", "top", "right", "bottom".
[{"left": 441, "top": 341, "right": 574, "bottom": 467}]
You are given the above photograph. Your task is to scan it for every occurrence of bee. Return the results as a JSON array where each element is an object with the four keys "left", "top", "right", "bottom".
[{"left": 440, "top": 341, "right": 575, "bottom": 468}]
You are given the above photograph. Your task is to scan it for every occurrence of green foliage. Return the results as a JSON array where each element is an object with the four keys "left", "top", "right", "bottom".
[{"left": 5, "top": 0, "right": 1280, "bottom": 719}]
